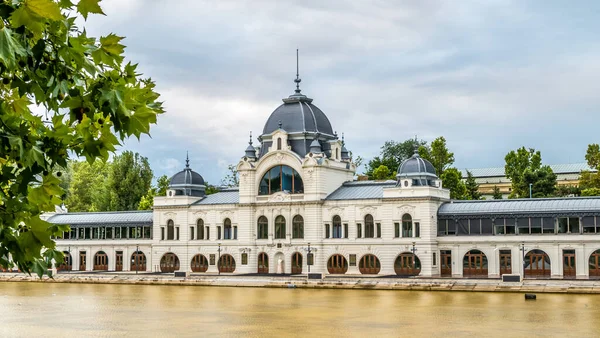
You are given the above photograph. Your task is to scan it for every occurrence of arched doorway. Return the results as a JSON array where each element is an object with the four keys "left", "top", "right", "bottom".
[
  {"left": 590, "top": 249, "right": 600, "bottom": 278},
  {"left": 131, "top": 251, "right": 146, "bottom": 272},
  {"left": 525, "top": 249, "right": 550, "bottom": 278},
  {"left": 257, "top": 253, "right": 269, "bottom": 274},
  {"left": 463, "top": 250, "right": 488, "bottom": 277},
  {"left": 191, "top": 254, "right": 208, "bottom": 272},
  {"left": 218, "top": 254, "right": 236, "bottom": 273},
  {"left": 160, "top": 253, "right": 180, "bottom": 273},
  {"left": 327, "top": 254, "right": 348, "bottom": 274},
  {"left": 394, "top": 253, "right": 421, "bottom": 276},
  {"left": 291, "top": 252, "right": 303, "bottom": 274},
  {"left": 58, "top": 251, "right": 72, "bottom": 271},
  {"left": 358, "top": 254, "right": 381, "bottom": 274},
  {"left": 93, "top": 251, "right": 108, "bottom": 270}
]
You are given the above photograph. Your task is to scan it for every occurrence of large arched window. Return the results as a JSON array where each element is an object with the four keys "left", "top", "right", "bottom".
[
  {"left": 224, "top": 218, "right": 232, "bottom": 240},
  {"left": 275, "top": 215, "right": 286, "bottom": 239},
  {"left": 196, "top": 219, "right": 204, "bottom": 240},
  {"left": 167, "top": 219, "right": 174, "bottom": 240},
  {"left": 463, "top": 249, "right": 488, "bottom": 277},
  {"left": 258, "top": 165, "right": 303, "bottom": 195},
  {"left": 257, "top": 216, "right": 268, "bottom": 239},
  {"left": 364, "top": 214, "right": 374, "bottom": 238},
  {"left": 292, "top": 215, "right": 304, "bottom": 239},
  {"left": 332, "top": 215, "right": 342, "bottom": 238},
  {"left": 402, "top": 214, "right": 413, "bottom": 237}
]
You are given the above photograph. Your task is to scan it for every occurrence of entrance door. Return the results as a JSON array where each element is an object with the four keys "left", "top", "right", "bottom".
[
  {"left": 79, "top": 251, "right": 86, "bottom": 271},
  {"left": 131, "top": 251, "right": 146, "bottom": 272},
  {"left": 590, "top": 250, "right": 600, "bottom": 278},
  {"left": 115, "top": 251, "right": 123, "bottom": 271},
  {"left": 93, "top": 251, "right": 108, "bottom": 270},
  {"left": 291, "top": 253, "right": 302, "bottom": 274},
  {"left": 499, "top": 250, "right": 512, "bottom": 275},
  {"left": 257, "top": 253, "right": 269, "bottom": 274},
  {"left": 394, "top": 253, "right": 421, "bottom": 276},
  {"left": 441, "top": 250, "right": 452, "bottom": 277},
  {"left": 525, "top": 250, "right": 551, "bottom": 278},
  {"left": 563, "top": 250, "right": 576, "bottom": 279}
]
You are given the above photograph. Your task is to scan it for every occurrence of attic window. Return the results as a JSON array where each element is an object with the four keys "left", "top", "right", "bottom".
[{"left": 277, "top": 138, "right": 282, "bottom": 150}]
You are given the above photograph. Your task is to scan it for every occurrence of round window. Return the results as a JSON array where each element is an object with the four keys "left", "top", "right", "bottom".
[{"left": 403, "top": 180, "right": 408, "bottom": 187}]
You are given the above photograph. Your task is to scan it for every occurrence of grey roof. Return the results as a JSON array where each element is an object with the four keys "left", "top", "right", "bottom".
[
  {"left": 325, "top": 181, "right": 395, "bottom": 200},
  {"left": 169, "top": 168, "right": 205, "bottom": 186},
  {"left": 398, "top": 154, "right": 437, "bottom": 177},
  {"left": 461, "top": 163, "right": 595, "bottom": 178},
  {"left": 194, "top": 189, "right": 239, "bottom": 205},
  {"left": 47, "top": 211, "right": 152, "bottom": 226},
  {"left": 262, "top": 100, "right": 334, "bottom": 136},
  {"left": 438, "top": 197, "right": 600, "bottom": 218}
]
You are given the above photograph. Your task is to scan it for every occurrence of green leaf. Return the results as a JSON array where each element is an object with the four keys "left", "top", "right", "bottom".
[
  {"left": 0, "top": 27, "right": 26, "bottom": 68},
  {"left": 77, "top": 0, "right": 105, "bottom": 20},
  {"left": 10, "top": 6, "right": 46, "bottom": 39},
  {"left": 26, "top": 0, "right": 63, "bottom": 21}
]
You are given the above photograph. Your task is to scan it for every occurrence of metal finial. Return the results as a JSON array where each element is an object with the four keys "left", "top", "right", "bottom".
[
  {"left": 294, "top": 49, "right": 302, "bottom": 94},
  {"left": 342, "top": 132, "right": 345, "bottom": 145},
  {"left": 185, "top": 151, "right": 190, "bottom": 168},
  {"left": 413, "top": 135, "right": 419, "bottom": 155},
  {"left": 278, "top": 120, "right": 282, "bottom": 129},
  {"left": 249, "top": 131, "right": 253, "bottom": 145}
]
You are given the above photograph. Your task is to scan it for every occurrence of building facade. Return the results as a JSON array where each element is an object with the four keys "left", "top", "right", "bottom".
[{"left": 49, "top": 76, "right": 600, "bottom": 280}]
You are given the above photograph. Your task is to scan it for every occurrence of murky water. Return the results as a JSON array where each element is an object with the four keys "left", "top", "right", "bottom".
[{"left": 0, "top": 282, "right": 598, "bottom": 337}]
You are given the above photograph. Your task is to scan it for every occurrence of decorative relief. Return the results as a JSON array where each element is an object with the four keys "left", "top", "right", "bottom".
[
  {"left": 275, "top": 153, "right": 285, "bottom": 163},
  {"left": 329, "top": 207, "right": 343, "bottom": 217},
  {"left": 361, "top": 206, "right": 376, "bottom": 217},
  {"left": 397, "top": 205, "right": 415, "bottom": 218},
  {"left": 306, "top": 168, "right": 314, "bottom": 178},
  {"left": 268, "top": 192, "right": 292, "bottom": 203}
]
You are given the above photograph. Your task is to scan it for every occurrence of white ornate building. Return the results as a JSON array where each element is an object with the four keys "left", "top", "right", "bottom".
[{"left": 49, "top": 74, "right": 600, "bottom": 280}]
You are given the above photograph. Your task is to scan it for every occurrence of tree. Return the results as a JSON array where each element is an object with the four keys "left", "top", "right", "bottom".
[
  {"left": 492, "top": 186, "right": 502, "bottom": 199},
  {"left": 108, "top": 151, "right": 153, "bottom": 211},
  {"left": 365, "top": 138, "right": 426, "bottom": 178},
  {"left": 221, "top": 164, "right": 239, "bottom": 188},
  {"left": 523, "top": 165, "right": 557, "bottom": 198},
  {"left": 504, "top": 147, "right": 543, "bottom": 198},
  {"left": 65, "top": 160, "right": 110, "bottom": 211},
  {"left": 464, "top": 170, "right": 481, "bottom": 200},
  {"left": 0, "top": 1, "right": 163, "bottom": 276},
  {"left": 555, "top": 185, "right": 581, "bottom": 197},
  {"left": 582, "top": 188, "right": 600, "bottom": 196},
  {"left": 420, "top": 136, "right": 455, "bottom": 176},
  {"left": 372, "top": 165, "right": 392, "bottom": 180},
  {"left": 440, "top": 168, "right": 467, "bottom": 200},
  {"left": 580, "top": 144, "right": 600, "bottom": 191},
  {"left": 138, "top": 174, "right": 169, "bottom": 210}
]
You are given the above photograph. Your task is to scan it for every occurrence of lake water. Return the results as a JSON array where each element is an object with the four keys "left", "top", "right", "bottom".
[{"left": 0, "top": 282, "right": 598, "bottom": 337}]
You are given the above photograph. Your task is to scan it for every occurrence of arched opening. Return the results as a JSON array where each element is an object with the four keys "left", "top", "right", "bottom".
[
  {"left": 394, "top": 253, "right": 421, "bottom": 276},
  {"left": 275, "top": 215, "right": 286, "bottom": 239},
  {"left": 525, "top": 249, "right": 551, "bottom": 278},
  {"left": 291, "top": 252, "right": 303, "bottom": 274},
  {"left": 292, "top": 215, "right": 304, "bottom": 239},
  {"left": 402, "top": 214, "right": 413, "bottom": 237},
  {"left": 257, "top": 216, "right": 268, "bottom": 239},
  {"left": 359, "top": 254, "right": 381, "bottom": 275},
  {"left": 218, "top": 254, "right": 236, "bottom": 273},
  {"left": 131, "top": 251, "right": 146, "bottom": 272},
  {"left": 258, "top": 252, "right": 269, "bottom": 274},
  {"left": 327, "top": 254, "right": 348, "bottom": 274},
  {"left": 258, "top": 165, "right": 303, "bottom": 195},
  {"left": 364, "top": 214, "right": 374, "bottom": 238},
  {"left": 160, "top": 253, "right": 180, "bottom": 273},
  {"left": 191, "top": 254, "right": 208, "bottom": 272},
  {"left": 277, "top": 137, "right": 282, "bottom": 150},
  {"left": 463, "top": 250, "right": 488, "bottom": 277},
  {"left": 332, "top": 215, "right": 342, "bottom": 238},
  {"left": 197, "top": 219, "right": 204, "bottom": 240},
  {"left": 167, "top": 219, "right": 175, "bottom": 240},
  {"left": 224, "top": 218, "right": 232, "bottom": 240},
  {"left": 93, "top": 251, "right": 108, "bottom": 271},
  {"left": 590, "top": 249, "right": 600, "bottom": 278},
  {"left": 58, "top": 251, "right": 72, "bottom": 271}
]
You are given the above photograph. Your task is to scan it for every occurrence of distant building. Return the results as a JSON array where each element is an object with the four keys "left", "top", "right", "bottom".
[{"left": 461, "top": 163, "right": 596, "bottom": 199}]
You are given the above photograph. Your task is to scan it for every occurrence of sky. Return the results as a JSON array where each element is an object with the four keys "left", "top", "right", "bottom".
[{"left": 81, "top": 0, "right": 600, "bottom": 184}]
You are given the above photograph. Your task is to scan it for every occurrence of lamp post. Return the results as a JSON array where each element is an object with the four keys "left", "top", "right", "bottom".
[
  {"left": 411, "top": 242, "right": 417, "bottom": 276},
  {"left": 217, "top": 243, "right": 221, "bottom": 276},
  {"left": 521, "top": 242, "right": 526, "bottom": 280},
  {"left": 68, "top": 245, "right": 71, "bottom": 274},
  {"left": 529, "top": 183, "right": 533, "bottom": 198},
  {"left": 136, "top": 244, "right": 139, "bottom": 275},
  {"left": 307, "top": 243, "right": 312, "bottom": 274}
]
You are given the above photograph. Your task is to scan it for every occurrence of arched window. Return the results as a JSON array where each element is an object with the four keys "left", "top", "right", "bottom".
[
  {"left": 275, "top": 215, "right": 286, "bottom": 239},
  {"left": 359, "top": 254, "right": 381, "bottom": 274},
  {"left": 257, "top": 216, "right": 268, "bottom": 239},
  {"left": 93, "top": 251, "right": 108, "bottom": 271},
  {"left": 224, "top": 218, "right": 232, "bottom": 240},
  {"left": 160, "top": 252, "right": 180, "bottom": 273},
  {"left": 277, "top": 138, "right": 282, "bottom": 150},
  {"left": 292, "top": 215, "right": 304, "bottom": 239},
  {"left": 131, "top": 251, "right": 146, "bottom": 272},
  {"left": 402, "top": 214, "right": 412, "bottom": 237},
  {"left": 364, "top": 214, "right": 374, "bottom": 238},
  {"left": 394, "top": 253, "right": 421, "bottom": 276},
  {"left": 327, "top": 254, "right": 348, "bottom": 274},
  {"left": 258, "top": 165, "right": 303, "bottom": 195},
  {"left": 218, "top": 254, "right": 236, "bottom": 273},
  {"left": 463, "top": 249, "right": 488, "bottom": 277},
  {"left": 191, "top": 254, "right": 208, "bottom": 272},
  {"left": 167, "top": 219, "right": 174, "bottom": 240},
  {"left": 332, "top": 215, "right": 342, "bottom": 238},
  {"left": 291, "top": 252, "right": 303, "bottom": 274},
  {"left": 525, "top": 249, "right": 551, "bottom": 278},
  {"left": 196, "top": 219, "right": 204, "bottom": 240},
  {"left": 258, "top": 252, "right": 269, "bottom": 274}
]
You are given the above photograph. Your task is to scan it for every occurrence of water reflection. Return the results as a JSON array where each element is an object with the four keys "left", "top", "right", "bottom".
[{"left": 1, "top": 282, "right": 599, "bottom": 337}]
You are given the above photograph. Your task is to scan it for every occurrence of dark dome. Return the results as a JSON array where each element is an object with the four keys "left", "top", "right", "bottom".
[
  {"left": 169, "top": 168, "right": 205, "bottom": 186},
  {"left": 398, "top": 154, "right": 437, "bottom": 177},
  {"left": 262, "top": 100, "right": 334, "bottom": 136}
]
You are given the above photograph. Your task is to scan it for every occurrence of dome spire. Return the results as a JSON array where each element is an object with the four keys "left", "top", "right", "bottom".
[
  {"left": 413, "top": 135, "right": 419, "bottom": 157},
  {"left": 245, "top": 131, "right": 257, "bottom": 160},
  {"left": 186, "top": 151, "right": 190, "bottom": 168},
  {"left": 294, "top": 48, "right": 301, "bottom": 94}
]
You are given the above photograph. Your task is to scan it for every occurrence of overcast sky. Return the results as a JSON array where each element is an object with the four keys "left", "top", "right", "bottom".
[{"left": 82, "top": 0, "right": 600, "bottom": 184}]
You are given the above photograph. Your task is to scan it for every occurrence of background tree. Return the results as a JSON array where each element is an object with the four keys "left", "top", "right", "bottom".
[
  {"left": 555, "top": 185, "right": 581, "bottom": 197},
  {"left": 108, "top": 151, "right": 153, "bottom": 211},
  {"left": 419, "top": 136, "right": 455, "bottom": 177},
  {"left": 440, "top": 168, "right": 467, "bottom": 200},
  {"left": 221, "top": 164, "right": 239, "bottom": 188},
  {"left": 579, "top": 144, "right": 600, "bottom": 196},
  {"left": 464, "top": 170, "right": 481, "bottom": 200},
  {"left": 492, "top": 186, "right": 502, "bottom": 199},
  {"left": 65, "top": 160, "right": 110, "bottom": 211},
  {"left": 365, "top": 138, "right": 426, "bottom": 178},
  {"left": 372, "top": 165, "right": 392, "bottom": 180},
  {"left": 504, "top": 147, "right": 543, "bottom": 198},
  {"left": 138, "top": 174, "right": 169, "bottom": 210},
  {"left": 0, "top": 1, "right": 164, "bottom": 276},
  {"left": 523, "top": 165, "right": 557, "bottom": 198}
]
